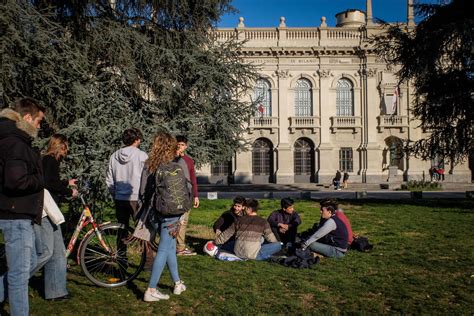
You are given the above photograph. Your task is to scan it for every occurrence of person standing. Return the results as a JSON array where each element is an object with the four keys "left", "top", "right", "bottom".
[
  {"left": 142, "top": 132, "right": 187, "bottom": 302},
  {"left": 342, "top": 172, "right": 349, "bottom": 189},
  {"left": 0, "top": 98, "right": 45, "bottom": 316},
  {"left": 333, "top": 170, "right": 342, "bottom": 190},
  {"left": 106, "top": 128, "right": 148, "bottom": 229},
  {"left": 175, "top": 135, "right": 199, "bottom": 256},
  {"left": 31, "top": 134, "right": 77, "bottom": 301}
]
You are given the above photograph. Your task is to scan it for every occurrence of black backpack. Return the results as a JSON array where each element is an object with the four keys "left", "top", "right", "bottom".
[
  {"left": 350, "top": 235, "right": 373, "bottom": 252},
  {"left": 154, "top": 162, "right": 192, "bottom": 216}
]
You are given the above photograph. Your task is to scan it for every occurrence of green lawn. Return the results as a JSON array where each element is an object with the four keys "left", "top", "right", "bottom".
[{"left": 9, "top": 199, "right": 474, "bottom": 314}]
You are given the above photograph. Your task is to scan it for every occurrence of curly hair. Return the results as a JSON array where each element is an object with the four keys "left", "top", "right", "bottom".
[
  {"left": 145, "top": 132, "right": 177, "bottom": 173},
  {"left": 45, "top": 134, "right": 69, "bottom": 161}
]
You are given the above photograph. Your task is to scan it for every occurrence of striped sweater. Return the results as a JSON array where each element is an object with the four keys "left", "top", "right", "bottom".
[{"left": 215, "top": 215, "right": 278, "bottom": 259}]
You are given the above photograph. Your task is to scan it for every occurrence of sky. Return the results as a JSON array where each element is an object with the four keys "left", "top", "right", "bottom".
[{"left": 217, "top": 0, "right": 440, "bottom": 28}]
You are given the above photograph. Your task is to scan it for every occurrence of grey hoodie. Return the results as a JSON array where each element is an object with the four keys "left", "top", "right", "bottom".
[{"left": 106, "top": 146, "right": 148, "bottom": 201}]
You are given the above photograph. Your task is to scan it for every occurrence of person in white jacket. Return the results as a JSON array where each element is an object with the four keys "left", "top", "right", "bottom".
[{"left": 106, "top": 128, "right": 148, "bottom": 229}]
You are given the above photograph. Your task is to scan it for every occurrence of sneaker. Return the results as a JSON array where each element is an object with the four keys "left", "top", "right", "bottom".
[
  {"left": 144, "top": 289, "right": 170, "bottom": 302},
  {"left": 176, "top": 248, "right": 197, "bottom": 256},
  {"left": 173, "top": 280, "right": 186, "bottom": 295}
]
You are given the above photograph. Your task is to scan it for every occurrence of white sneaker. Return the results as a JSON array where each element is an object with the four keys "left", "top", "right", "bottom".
[
  {"left": 144, "top": 289, "right": 170, "bottom": 302},
  {"left": 173, "top": 280, "right": 186, "bottom": 295}
]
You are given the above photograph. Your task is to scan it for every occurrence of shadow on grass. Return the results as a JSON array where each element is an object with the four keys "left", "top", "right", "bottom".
[{"left": 185, "top": 236, "right": 211, "bottom": 255}]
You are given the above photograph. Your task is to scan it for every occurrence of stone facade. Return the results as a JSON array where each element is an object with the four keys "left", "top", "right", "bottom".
[{"left": 197, "top": 1, "right": 471, "bottom": 185}]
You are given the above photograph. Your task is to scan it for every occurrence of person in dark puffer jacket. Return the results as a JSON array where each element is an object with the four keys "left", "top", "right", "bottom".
[{"left": 0, "top": 98, "right": 45, "bottom": 316}]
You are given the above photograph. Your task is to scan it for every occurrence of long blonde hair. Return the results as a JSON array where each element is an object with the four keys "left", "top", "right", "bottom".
[
  {"left": 45, "top": 134, "right": 69, "bottom": 161},
  {"left": 146, "top": 132, "right": 177, "bottom": 173}
]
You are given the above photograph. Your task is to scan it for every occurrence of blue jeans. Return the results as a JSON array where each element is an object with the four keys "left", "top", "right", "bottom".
[
  {"left": 0, "top": 219, "right": 37, "bottom": 316},
  {"left": 31, "top": 217, "right": 68, "bottom": 299},
  {"left": 255, "top": 242, "right": 282, "bottom": 260},
  {"left": 148, "top": 216, "right": 180, "bottom": 289},
  {"left": 308, "top": 242, "right": 346, "bottom": 258}
]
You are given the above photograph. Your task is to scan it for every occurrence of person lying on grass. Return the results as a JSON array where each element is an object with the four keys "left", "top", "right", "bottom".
[
  {"left": 300, "top": 200, "right": 349, "bottom": 258},
  {"left": 213, "top": 198, "right": 282, "bottom": 260}
]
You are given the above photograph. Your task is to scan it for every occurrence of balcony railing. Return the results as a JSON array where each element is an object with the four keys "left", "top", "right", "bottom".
[
  {"left": 330, "top": 116, "right": 362, "bottom": 132},
  {"left": 213, "top": 27, "right": 368, "bottom": 48},
  {"left": 377, "top": 115, "right": 409, "bottom": 133},
  {"left": 289, "top": 116, "right": 320, "bottom": 133},
  {"left": 248, "top": 116, "right": 279, "bottom": 134}
]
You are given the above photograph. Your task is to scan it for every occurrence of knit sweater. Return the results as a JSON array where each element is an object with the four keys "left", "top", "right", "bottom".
[{"left": 215, "top": 215, "right": 278, "bottom": 260}]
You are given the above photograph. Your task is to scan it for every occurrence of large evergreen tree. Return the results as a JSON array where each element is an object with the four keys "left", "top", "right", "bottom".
[
  {"left": 372, "top": 0, "right": 473, "bottom": 165},
  {"left": 1, "top": 0, "right": 258, "bottom": 201}
]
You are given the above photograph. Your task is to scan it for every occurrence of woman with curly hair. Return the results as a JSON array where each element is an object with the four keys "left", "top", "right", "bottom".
[
  {"left": 142, "top": 132, "right": 187, "bottom": 302},
  {"left": 33, "top": 134, "right": 77, "bottom": 301}
]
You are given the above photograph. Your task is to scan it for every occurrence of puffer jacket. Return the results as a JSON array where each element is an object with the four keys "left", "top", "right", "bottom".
[{"left": 0, "top": 109, "right": 44, "bottom": 223}]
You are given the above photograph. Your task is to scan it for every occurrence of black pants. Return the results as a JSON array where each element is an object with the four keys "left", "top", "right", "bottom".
[{"left": 271, "top": 226, "right": 298, "bottom": 245}]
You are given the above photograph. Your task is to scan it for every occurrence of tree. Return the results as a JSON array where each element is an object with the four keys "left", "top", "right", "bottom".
[
  {"left": 1, "top": 0, "right": 258, "bottom": 202},
  {"left": 372, "top": 0, "right": 473, "bottom": 165}
]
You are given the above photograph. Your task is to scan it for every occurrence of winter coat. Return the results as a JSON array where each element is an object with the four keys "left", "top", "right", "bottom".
[{"left": 0, "top": 109, "right": 44, "bottom": 223}]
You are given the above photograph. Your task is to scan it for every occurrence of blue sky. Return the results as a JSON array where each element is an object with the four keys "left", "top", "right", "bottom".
[{"left": 217, "top": 0, "right": 440, "bottom": 28}]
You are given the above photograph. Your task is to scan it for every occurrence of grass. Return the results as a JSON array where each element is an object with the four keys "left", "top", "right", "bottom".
[{"left": 5, "top": 199, "right": 474, "bottom": 315}]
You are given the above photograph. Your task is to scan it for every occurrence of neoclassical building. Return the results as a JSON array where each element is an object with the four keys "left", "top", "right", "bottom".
[{"left": 197, "top": 0, "right": 471, "bottom": 185}]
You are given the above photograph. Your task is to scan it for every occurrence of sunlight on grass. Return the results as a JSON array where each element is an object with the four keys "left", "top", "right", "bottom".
[{"left": 8, "top": 199, "right": 473, "bottom": 315}]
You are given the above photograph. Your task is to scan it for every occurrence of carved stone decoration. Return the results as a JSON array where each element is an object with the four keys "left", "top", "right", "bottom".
[
  {"left": 357, "top": 68, "right": 377, "bottom": 77},
  {"left": 317, "top": 69, "right": 333, "bottom": 78},
  {"left": 274, "top": 69, "right": 291, "bottom": 78},
  {"left": 366, "top": 68, "right": 377, "bottom": 77}
]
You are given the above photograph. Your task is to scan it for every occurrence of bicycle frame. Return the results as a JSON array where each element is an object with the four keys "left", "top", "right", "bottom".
[{"left": 65, "top": 195, "right": 110, "bottom": 260}]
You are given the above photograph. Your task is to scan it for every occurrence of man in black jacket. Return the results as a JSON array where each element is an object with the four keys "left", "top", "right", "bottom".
[{"left": 0, "top": 98, "right": 45, "bottom": 316}]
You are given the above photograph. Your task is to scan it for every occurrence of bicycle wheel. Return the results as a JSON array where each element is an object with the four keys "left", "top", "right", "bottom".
[{"left": 79, "top": 222, "right": 146, "bottom": 288}]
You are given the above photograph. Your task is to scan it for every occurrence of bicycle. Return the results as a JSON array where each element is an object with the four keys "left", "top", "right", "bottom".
[{"left": 66, "top": 181, "right": 146, "bottom": 288}]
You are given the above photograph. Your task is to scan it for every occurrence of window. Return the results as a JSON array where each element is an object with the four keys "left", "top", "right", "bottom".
[
  {"left": 295, "top": 79, "right": 312, "bottom": 116},
  {"left": 211, "top": 161, "right": 231, "bottom": 176},
  {"left": 252, "top": 139, "right": 272, "bottom": 175},
  {"left": 254, "top": 79, "right": 272, "bottom": 117},
  {"left": 336, "top": 79, "right": 354, "bottom": 116},
  {"left": 339, "top": 147, "right": 353, "bottom": 172},
  {"left": 294, "top": 138, "right": 313, "bottom": 175}
]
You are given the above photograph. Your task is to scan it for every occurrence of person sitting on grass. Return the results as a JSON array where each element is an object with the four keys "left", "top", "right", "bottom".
[
  {"left": 213, "top": 195, "right": 246, "bottom": 236},
  {"left": 300, "top": 200, "right": 349, "bottom": 258},
  {"left": 267, "top": 197, "right": 301, "bottom": 247},
  {"left": 213, "top": 199, "right": 281, "bottom": 260}
]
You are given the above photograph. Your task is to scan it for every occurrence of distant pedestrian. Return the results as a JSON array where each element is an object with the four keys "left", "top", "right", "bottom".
[
  {"left": 342, "top": 172, "right": 349, "bottom": 189},
  {"left": 332, "top": 170, "right": 342, "bottom": 190}
]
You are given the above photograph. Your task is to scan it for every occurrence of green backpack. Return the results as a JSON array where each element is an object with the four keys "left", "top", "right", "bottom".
[{"left": 154, "top": 162, "right": 192, "bottom": 216}]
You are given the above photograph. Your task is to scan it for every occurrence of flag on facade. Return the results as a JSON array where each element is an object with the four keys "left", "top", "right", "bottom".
[
  {"left": 391, "top": 86, "right": 399, "bottom": 115},
  {"left": 257, "top": 104, "right": 264, "bottom": 116}
]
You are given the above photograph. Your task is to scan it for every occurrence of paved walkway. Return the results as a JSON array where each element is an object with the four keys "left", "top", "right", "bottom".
[{"left": 197, "top": 182, "right": 474, "bottom": 200}]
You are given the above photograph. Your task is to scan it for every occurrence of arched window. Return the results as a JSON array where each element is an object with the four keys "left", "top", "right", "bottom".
[
  {"left": 252, "top": 138, "right": 272, "bottom": 175},
  {"left": 336, "top": 79, "right": 354, "bottom": 116},
  {"left": 294, "top": 138, "right": 313, "bottom": 175},
  {"left": 254, "top": 79, "right": 272, "bottom": 117},
  {"left": 295, "top": 79, "right": 312, "bottom": 117}
]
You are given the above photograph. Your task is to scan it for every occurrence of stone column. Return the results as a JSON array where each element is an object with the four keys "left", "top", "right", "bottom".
[
  {"left": 234, "top": 149, "right": 252, "bottom": 184},
  {"left": 317, "top": 69, "right": 335, "bottom": 183},
  {"left": 275, "top": 70, "right": 294, "bottom": 184},
  {"left": 365, "top": 68, "right": 383, "bottom": 183},
  {"left": 366, "top": 0, "right": 373, "bottom": 26},
  {"left": 407, "top": 0, "right": 415, "bottom": 27}
]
